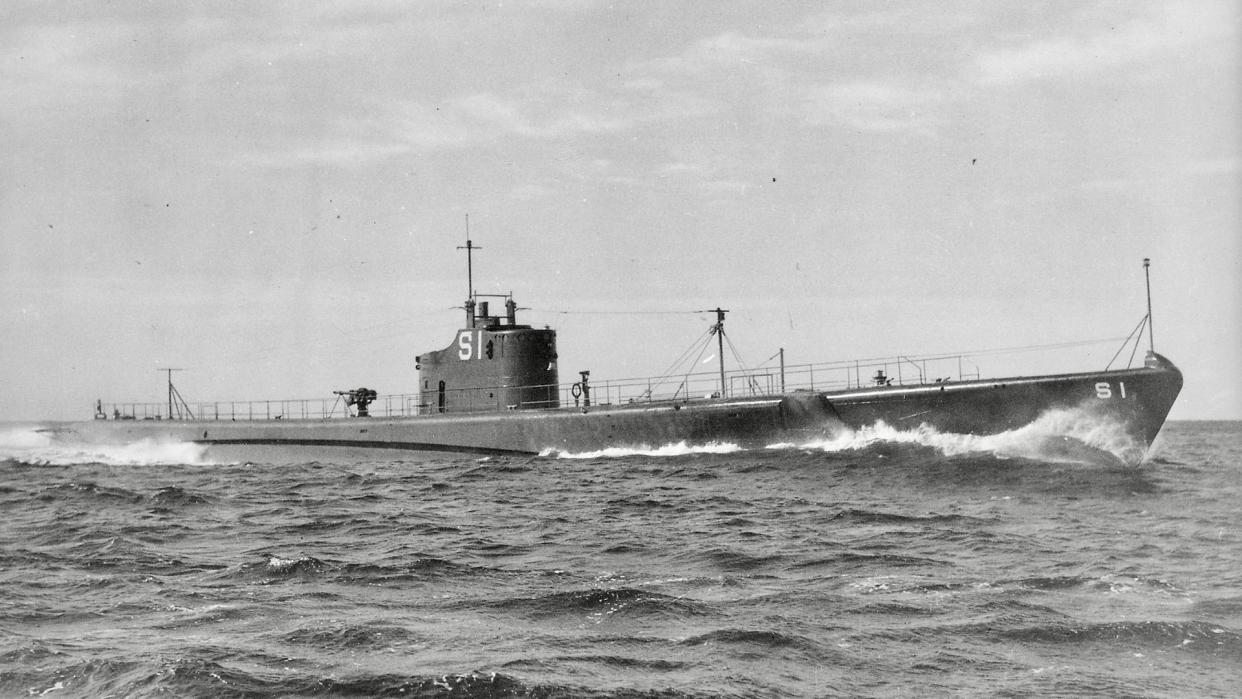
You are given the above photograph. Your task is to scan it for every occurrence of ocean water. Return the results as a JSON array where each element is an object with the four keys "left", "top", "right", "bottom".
[{"left": 1, "top": 421, "right": 1239, "bottom": 698}]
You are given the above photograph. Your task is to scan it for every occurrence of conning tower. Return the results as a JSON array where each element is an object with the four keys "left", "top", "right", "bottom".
[{"left": 415, "top": 236, "right": 559, "bottom": 414}]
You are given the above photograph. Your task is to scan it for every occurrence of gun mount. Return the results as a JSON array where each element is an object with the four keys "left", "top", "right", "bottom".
[{"left": 334, "top": 387, "right": 378, "bottom": 417}]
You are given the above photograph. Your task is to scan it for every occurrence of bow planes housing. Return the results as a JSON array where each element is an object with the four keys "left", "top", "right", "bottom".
[{"left": 61, "top": 252, "right": 1182, "bottom": 463}]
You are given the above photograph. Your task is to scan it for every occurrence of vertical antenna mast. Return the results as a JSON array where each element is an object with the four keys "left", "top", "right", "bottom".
[
  {"left": 163, "top": 367, "right": 178, "bottom": 419},
  {"left": 779, "top": 347, "right": 785, "bottom": 393},
  {"left": 457, "top": 214, "right": 481, "bottom": 302},
  {"left": 713, "top": 307, "right": 728, "bottom": 398},
  {"left": 457, "top": 216, "right": 482, "bottom": 327},
  {"left": 157, "top": 368, "right": 192, "bottom": 420},
  {"left": 1143, "top": 257, "right": 1154, "bottom": 353}
]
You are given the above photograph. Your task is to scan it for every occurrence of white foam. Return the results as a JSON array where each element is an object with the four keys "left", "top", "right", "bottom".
[
  {"left": 0, "top": 425, "right": 53, "bottom": 450},
  {"left": 769, "top": 407, "right": 1146, "bottom": 465},
  {"left": 0, "top": 425, "right": 211, "bottom": 466},
  {"left": 543, "top": 440, "right": 743, "bottom": 459}
]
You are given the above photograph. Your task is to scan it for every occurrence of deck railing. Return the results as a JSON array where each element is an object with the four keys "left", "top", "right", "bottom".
[{"left": 95, "top": 345, "right": 1110, "bottom": 422}]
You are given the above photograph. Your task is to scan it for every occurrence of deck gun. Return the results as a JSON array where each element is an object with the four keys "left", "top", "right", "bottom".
[{"left": 334, "top": 387, "right": 378, "bottom": 417}]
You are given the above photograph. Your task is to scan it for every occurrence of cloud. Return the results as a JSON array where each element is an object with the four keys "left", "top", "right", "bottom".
[
  {"left": 973, "top": 3, "right": 1237, "bottom": 85},
  {"left": 802, "top": 81, "right": 944, "bottom": 134},
  {"left": 638, "top": 29, "right": 822, "bottom": 81},
  {"left": 0, "top": 23, "right": 139, "bottom": 115},
  {"left": 218, "top": 94, "right": 628, "bottom": 170},
  {"left": 1185, "top": 156, "right": 1240, "bottom": 177},
  {"left": 240, "top": 140, "right": 414, "bottom": 169},
  {"left": 1081, "top": 156, "right": 1241, "bottom": 192},
  {"left": 229, "top": 86, "right": 637, "bottom": 168},
  {"left": 508, "top": 182, "right": 558, "bottom": 201},
  {"left": 391, "top": 103, "right": 480, "bottom": 150},
  {"left": 656, "top": 162, "right": 708, "bottom": 177},
  {"left": 702, "top": 179, "right": 750, "bottom": 194},
  {"left": 976, "top": 34, "right": 1152, "bottom": 85},
  {"left": 454, "top": 92, "right": 630, "bottom": 138},
  {"left": 628, "top": 20, "right": 964, "bottom": 137}
]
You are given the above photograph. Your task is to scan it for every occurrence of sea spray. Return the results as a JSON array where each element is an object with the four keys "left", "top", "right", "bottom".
[
  {"left": 768, "top": 406, "right": 1146, "bottom": 465},
  {"left": 0, "top": 424, "right": 53, "bottom": 450},
  {"left": 0, "top": 425, "right": 212, "bottom": 466},
  {"left": 540, "top": 407, "right": 1146, "bottom": 464},
  {"left": 543, "top": 441, "right": 742, "bottom": 459}
]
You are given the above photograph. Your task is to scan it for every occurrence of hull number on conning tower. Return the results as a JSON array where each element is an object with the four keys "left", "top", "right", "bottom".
[
  {"left": 458, "top": 330, "right": 497, "bottom": 360},
  {"left": 458, "top": 330, "right": 479, "bottom": 360},
  {"left": 1095, "top": 381, "right": 1127, "bottom": 399}
]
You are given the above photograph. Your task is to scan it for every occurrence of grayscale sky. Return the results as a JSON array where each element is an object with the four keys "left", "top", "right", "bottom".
[{"left": 2, "top": 1, "right": 1238, "bottom": 421}]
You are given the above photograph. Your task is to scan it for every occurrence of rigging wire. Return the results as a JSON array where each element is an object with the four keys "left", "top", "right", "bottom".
[
  {"left": 528, "top": 308, "right": 707, "bottom": 316},
  {"left": 1106, "top": 316, "right": 1149, "bottom": 371},
  {"left": 672, "top": 329, "right": 719, "bottom": 400},
  {"left": 721, "top": 331, "right": 750, "bottom": 372},
  {"left": 757, "top": 348, "right": 784, "bottom": 368},
  {"left": 639, "top": 326, "right": 716, "bottom": 399},
  {"left": 655, "top": 327, "right": 716, "bottom": 378},
  {"left": 807, "top": 335, "right": 1131, "bottom": 369},
  {"left": 718, "top": 329, "right": 762, "bottom": 395},
  {"left": 1126, "top": 325, "right": 1145, "bottom": 368},
  {"left": 176, "top": 308, "right": 457, "bottom": 373}
]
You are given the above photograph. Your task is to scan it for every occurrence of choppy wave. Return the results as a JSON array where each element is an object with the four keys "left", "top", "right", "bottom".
[
  {"left": 281, "top": 621, "right": 416, "bottom": 651},
  {"left": 0, "top": 425, "right": 211, "bottom": 466},
  {"left": 999, "top": 620, "right": 1242, "bottom": 654},
  {"left": 770, "top": 407, "right": 1146, "bottom": 465},
  {"left": 1, "top": 421, "right": 1234, "bottom": 698},
  {"left": 480, "top": 586, "right": 714, "bottom": 622},
  {"left": 5, "top": 660, "right": 560, "bottom": 699}
]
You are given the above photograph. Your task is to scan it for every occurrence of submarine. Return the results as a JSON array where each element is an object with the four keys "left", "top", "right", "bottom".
[{"left": 60, "top": 249, "right": 1182, "bottom": 462}]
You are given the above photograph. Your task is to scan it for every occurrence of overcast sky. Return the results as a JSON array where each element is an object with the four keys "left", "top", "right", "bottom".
[{"left": 2, "top": 1, "right": 1238, "bottom": 421}]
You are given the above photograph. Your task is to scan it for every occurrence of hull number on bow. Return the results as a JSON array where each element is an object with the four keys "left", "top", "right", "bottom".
[{"left": 1095, "top": 381, "right": 1127, "bottom": 399}]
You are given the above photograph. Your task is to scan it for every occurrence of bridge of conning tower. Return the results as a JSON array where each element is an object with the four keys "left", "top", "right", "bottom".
[
  {"left": 464, "top": 295, "right": 522, "bottom": 330},
  {"left": 415, "top": 236, "right": 560, "bottom": 414}
]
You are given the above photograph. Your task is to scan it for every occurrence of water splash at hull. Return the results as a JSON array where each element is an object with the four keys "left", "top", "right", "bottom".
[
  {"left": 771, "top": 406, "right": 1148, "bottom": 465},
  {"left": 3, "top": 425, "right": 211, "bottom": 467}
]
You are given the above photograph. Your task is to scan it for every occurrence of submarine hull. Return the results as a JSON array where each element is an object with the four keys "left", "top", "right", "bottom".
[
  {"left": 827, "top": 353, "right": 1182, "bottom": 461},
  {"left": 57, "top": 355, "right": 1182, "bottom": 462}
]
